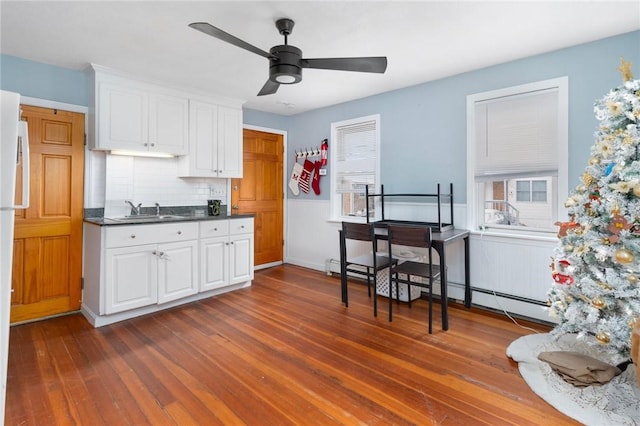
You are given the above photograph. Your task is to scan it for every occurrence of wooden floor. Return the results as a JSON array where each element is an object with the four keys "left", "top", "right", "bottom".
[{"left": 5, "top": 265, "right": 578, "bottom": 425}]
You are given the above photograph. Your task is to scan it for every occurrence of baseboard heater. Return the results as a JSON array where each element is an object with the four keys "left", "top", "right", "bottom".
[
  {"left": 470, "top": 286, "right": 547, "bottom": 306},
  {"left": 327, "top": 257, "right": 547, "bottom": 307}
]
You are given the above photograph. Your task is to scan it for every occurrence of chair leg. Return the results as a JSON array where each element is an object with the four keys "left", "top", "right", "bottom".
[
  {"left": 366, "top": 267, "right": 372, "bottom": 298},
  {"left": 343, "top": 274, "right": 348, "bottom": 308},
  {"left": 388, "top": 271, "right": 395, "bottom": 322},
  {"left": 428, "top": 278, "right": 433, "bottom": 334},
  {"left": 373, "top": 272, "right": 378, "bottom": 318}
]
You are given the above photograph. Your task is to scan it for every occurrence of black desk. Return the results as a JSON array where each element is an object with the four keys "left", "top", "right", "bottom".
[{"left": 340, "top": 226, "right": 470, "bottom": 331}]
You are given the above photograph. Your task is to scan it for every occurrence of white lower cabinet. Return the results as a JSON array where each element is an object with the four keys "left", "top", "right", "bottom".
[
  {"left": 200, "top": 218, "right": 254, "bottom": 291},
  {"left": 104, "top": 240, "right": 199, "bottom": 313},
  {"left": 157, "top": 240, "right": 199, "bottom": 304},
  {"left": 82, "top": 218, "right": 254, "bottom": 327},
  {"left": 104, "top": 244, "right": 158, "bottom": 314},
  {"left": 102, "top": 222, "right": 198, "bottom": 314}
]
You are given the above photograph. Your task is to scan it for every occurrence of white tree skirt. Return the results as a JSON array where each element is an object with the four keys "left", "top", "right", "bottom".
[{"left": 507, "top": 333, "right": 640, "bottom": 425}]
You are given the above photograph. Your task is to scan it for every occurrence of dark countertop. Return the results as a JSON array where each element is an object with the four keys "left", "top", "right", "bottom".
[{"left": 84, "top": 214, "right": 254, "bottom": 227}]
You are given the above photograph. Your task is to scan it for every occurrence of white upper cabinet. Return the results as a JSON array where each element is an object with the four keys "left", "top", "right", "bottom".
[
  {"left": 98, "top": 83, "right": 148, "bottom": 149},
  {"left": 148, "top": 93, "right": 189, "bottom": 155},
  {"left": 178, "top": 101, "right": 243, "bottom": 178},
  {"left": 87, "top": 64, "right": 244, "bottom": 165},
  {"left": 216, "top": 105, "right": 243, "bottom": 178},
  {"left": 94, "top": 78, "right": 188, "bottom": 155}
]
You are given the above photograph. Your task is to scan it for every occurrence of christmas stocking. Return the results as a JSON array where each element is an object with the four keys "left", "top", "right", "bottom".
[
  {"left": 288, "top": 160, "right": 303, "bottom": 196},
  {"left": 298, "top": 159, "right": 314, "bottom": 193},
  {"left": 312, "top": 160, "right": 322, "bottom": 195}
]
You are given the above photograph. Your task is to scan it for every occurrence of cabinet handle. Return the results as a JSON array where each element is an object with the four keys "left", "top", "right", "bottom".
[
  {"left": 177, "top": 230, "right": 182, "bottom": 235},
  {"left": 150, "top": 143, "right": 155, "bottom": 147},
  {"left": 240, "top": 225, "right": 244, "bottom": 229},
  {"left": 214, "top": 228, "right": 218, "bottom": 231},
  {"left": 152, "top": 250, "right": 157, "bottom": 255},
  {"left": 143, "top": 143, "right": 148, "bottom": 147},
  {"left": 130, "top": 234, "right": 136, "bottom": 239}
]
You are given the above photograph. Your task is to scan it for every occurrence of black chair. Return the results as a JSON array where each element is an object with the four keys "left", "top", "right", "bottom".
[
  {"left": 387, "top": 225, "right": 441, "bottom": 333},
  {"left": 340, "top": 222, "right": 396, "bottom": 317}
]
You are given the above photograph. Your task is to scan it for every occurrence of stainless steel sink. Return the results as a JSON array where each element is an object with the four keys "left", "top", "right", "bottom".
[{"left": 107, "top": 214, "right": 188, "bottom": 222}]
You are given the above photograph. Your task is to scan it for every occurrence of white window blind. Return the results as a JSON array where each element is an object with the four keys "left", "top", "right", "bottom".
[
  {"left": 330, "top": 114, "right": 380, "bottom": 221},
  {"left": 475, "top": 89, "right": 558, "bottom": 180},
  {"left": 334, "top": 119, "right": 377, "bottom": 193}
]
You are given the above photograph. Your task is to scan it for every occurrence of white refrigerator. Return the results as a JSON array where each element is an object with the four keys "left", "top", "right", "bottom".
[{"left": 0, "top": 90, "right": 29, "bottom": 424}]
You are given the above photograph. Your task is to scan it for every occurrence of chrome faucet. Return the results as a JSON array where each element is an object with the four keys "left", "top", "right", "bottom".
[
  {"left": 125, "top": 200, "right": 142, "bottom": 216},
  {"left": 155, "top": 202, "right": 160, "bottom": 216}
]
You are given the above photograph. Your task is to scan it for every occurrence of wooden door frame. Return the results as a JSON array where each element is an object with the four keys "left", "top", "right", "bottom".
[{"left": 241, "top": 124, "right": 287, "bottom": 269}]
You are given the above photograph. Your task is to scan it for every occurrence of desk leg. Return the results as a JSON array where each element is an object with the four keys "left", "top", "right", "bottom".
[
  {"left": 435, "top": 242, "right": 448, "bottom": 331},
  {"left": 339, "top": 230, "right": 348, "bottom": 306},
  {"left": 464, "top": 236, "right": 471, "bottom": 308}
]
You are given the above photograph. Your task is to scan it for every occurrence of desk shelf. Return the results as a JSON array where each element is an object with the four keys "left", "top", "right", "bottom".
[{"left": 365, "top": 183, "right": 454, "bottom": 232}]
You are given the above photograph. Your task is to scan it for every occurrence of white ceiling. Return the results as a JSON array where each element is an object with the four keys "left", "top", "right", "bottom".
[{"left": 1, "top": 1, "right": 639, "bottom": 115}]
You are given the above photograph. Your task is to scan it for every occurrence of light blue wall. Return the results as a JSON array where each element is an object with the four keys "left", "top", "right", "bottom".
[
  {"left": 3, "top": 30, "right": 639, "bottom": 204},
  {"left": 280, "top": 30, "right": 640, "bottom": 201},
  {"left": 243, "top": 108, "right": 291, "bottom": 132},
  {"left": 0, "top": 55, "right": 87, "bottom": 106}
]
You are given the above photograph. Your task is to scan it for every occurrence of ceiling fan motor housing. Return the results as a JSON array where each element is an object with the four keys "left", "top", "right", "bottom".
[{"left": 269, "top": 44, "right": 302, "bottom": 84}]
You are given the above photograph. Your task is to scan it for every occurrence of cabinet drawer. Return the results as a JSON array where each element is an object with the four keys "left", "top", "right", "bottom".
[
  {"left": 229, "top": 218, "right": 253, "bottom": 235},
  {"left": 105, "top": 222, "right": 198, "bottom": 248},
  {"left": 199, "top": 220, "right": 229, "bottom": 238}
]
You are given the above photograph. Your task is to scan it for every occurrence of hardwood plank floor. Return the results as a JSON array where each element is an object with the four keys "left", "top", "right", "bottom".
[{"left": 5, "top": 265, "right": 578, "bottom": 425}]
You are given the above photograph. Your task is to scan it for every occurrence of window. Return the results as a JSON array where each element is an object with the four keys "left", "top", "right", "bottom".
[
  {"left": 516, "top": 180, "right": 547, "bottom": 202},
  {"left": 467, "top": 77, "right": 568, "bottom": 233},
  {"left": 330, "top": 114, "right": 380, "bottom": 222}
]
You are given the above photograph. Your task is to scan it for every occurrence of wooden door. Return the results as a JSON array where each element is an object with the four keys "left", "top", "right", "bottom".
[
  {"left": 11, "top": 106, "right": 85, "bottom": 323},
  {"left": 231, "top": 129, "right": 283, "bottom": 267}
]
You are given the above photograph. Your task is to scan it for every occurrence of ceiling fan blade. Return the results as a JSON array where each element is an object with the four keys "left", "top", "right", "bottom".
[
  {"left": 189, "top": 22, "right": 275, "bottom": 60},
  {"left": 302, "top": 57, "right": 387, "bottom": 73},
  {"left": 257, "top": 79, "right": 280, "bottom": 96}
]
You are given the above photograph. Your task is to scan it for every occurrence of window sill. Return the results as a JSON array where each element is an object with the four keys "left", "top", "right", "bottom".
[
  {"left": 327, "top": 217, "right": 369, "bottom": 224},
  {"left": 471, "top": 228, "right": 557, "bottom": 243}
]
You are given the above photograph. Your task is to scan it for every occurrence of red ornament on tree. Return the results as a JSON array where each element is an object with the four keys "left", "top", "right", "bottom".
[{"left": 551, "top": 258, "right": 574, "bottom": 285}]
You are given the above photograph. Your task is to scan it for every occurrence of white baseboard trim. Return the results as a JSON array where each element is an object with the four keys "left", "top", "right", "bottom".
[
  {"left": 285, "top": 257, "right": 326, "bottom": 273},
  {"left": 81, "top": 281, "right": 252, "bottom": 327},
  {"left": 255, "top": 261, "right": 283, "bottom": 270}
]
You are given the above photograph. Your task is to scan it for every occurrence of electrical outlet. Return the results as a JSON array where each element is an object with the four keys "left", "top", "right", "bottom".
[{"left": 212, "top": 187, "right": 226, "bottom": 196}]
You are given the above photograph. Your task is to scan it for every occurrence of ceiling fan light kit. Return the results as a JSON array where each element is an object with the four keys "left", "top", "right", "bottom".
[
  {"left": 269, "top": 45, "right": 302, "bottom": 84},
  {"left": 189, "top": 17, "right": 387, "bottom": 96}
]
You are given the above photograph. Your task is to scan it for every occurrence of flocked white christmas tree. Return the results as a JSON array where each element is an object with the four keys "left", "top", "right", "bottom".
[{"left": 548, "top": 59, "right": 640, "bottom": 362}]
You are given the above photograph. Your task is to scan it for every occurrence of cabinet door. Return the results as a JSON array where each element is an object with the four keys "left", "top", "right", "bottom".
[
  {"left": 149, "top": 94, "right": 188, "bottom": 155},
  {"left": 217, "top": 106, "right": 243, "bottom": 178},
  {"left": 98, "top": 82, "right": 148, "bottom": 150},
  {"left": 229, "top": 233, "right": 254, "bottom": 285},
  {"left": 157, "top": 240, "right": 198, "bottom": 304},
  {"left": 184, "top": 100, "right": 218, "bottom": 176},
  {"left": 105, "top": 244, "right": 157, "bottom": 314},
  {"left": 200, "top": 236, "right": 228, "bottom": 291}
]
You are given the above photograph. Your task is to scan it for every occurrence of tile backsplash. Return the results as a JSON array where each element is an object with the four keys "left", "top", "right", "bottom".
[{"left": 86, "top": 152, "right": 228, "bottom": 217}]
